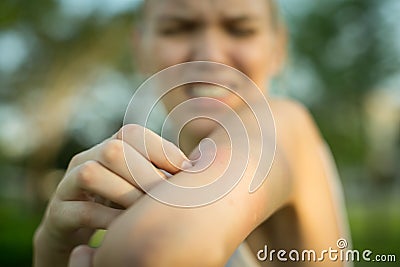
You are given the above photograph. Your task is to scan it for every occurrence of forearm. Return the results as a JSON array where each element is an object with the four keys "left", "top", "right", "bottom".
[
  {"left": 92, "top": 197, "right": 222, "bottom": 266},
  {"left": 93, "top": 153, "right": 292, "bottom": 267},
  {"left": 93, "top": 104, "right": 294, "bottom": 266},
  {"left": 91, "top": 170, "right": 246, "bottom": 266}
]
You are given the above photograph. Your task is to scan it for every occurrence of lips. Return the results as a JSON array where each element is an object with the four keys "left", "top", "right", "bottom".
[
  {"left": 185, "top": 82, "right": 240, "bottom": 105},
  {"left": 188, "top": 84, "right": 229, "bottom": 98}
]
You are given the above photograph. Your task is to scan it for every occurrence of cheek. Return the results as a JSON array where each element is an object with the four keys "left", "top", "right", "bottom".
[
  {"left": 144, "top": 38, "right": 191, "bottom": 73},
  {"left": 231, "top": 37, "right": 275, "bottom": 88},
  {"left": 162, "top": 88, "right": 187, "bottom": 113}
]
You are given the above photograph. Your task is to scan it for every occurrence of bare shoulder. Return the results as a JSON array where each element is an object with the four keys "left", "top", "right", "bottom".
[
  {"left": 246, "top": 98, "right": 344, "bottom": 261},
  {"left": 268, "top": 98, "right": 323, "bottom": 148},
  {"left": 269, "top": 98, "right": 315, "bottom": 130},
  {"left": 264, "top": 100, "right": 346, "bottom": 259}
]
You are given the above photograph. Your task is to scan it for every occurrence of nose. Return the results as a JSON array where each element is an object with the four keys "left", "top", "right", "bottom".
[{"left": 190, "top": 29, "right": 229, "bottom": 64}]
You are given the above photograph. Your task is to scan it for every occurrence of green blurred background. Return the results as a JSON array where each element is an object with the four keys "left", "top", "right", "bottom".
[{"left": 0, "top": 0, "right": 399, "bottom": 266}]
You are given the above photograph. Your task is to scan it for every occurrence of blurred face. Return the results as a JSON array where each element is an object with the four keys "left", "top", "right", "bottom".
[{"left": 136, "top": 0, "right": 284, "bottom": 140}]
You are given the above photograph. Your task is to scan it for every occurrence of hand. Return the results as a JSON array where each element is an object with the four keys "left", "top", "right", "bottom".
[{"left": 34, "top": 124, "right": 191, "bottom": 267}]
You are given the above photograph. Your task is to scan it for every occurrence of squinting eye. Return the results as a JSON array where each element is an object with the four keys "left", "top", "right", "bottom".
[
  {"left": 227, "top": 27, "right": 257, "bottom": 37},
  {"left": 158, "top": 24, "right": 196, "bottom": 36},
  {"left": 159, "top": 27, "right": 183, "bottom": 36}
]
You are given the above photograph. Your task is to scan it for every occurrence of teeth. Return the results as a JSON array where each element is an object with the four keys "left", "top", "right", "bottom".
[{"left": 190, "top": 85, "right": 229, "bottom": 98}]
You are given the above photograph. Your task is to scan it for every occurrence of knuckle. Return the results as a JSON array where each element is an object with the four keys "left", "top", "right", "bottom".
[
  {"left": 47, "top": 201, "right": 59, "bottom": 220},
  {"left": 48, "top": 200, "right": 65, "bottom": 226},
  {"left": 77, "top": 202, "right": 93, "bottom": 227},
  {"left": 69, "top": 152, "right": 83, "bottom": 168},
  {"left": 101, "top": 140, "right": 124, "bottom": 165},
  {"left": 76, "top": 161, "right": 99, "bottom": 188},
  {"left": 120, "top": 124, "right": 143, "bottom": 139}
]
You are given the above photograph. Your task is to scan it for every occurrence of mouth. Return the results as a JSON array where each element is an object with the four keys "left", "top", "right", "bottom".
[{"left": 185, "top": 83, "right": 236, "bottom": 104}]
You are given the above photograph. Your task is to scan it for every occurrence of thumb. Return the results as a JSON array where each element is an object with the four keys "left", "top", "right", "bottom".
[{"left": 69, "top": 245, "right": 96, "bottom": 267}]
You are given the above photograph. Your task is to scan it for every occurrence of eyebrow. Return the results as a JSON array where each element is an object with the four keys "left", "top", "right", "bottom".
[
  {"left": 157, "top": 15, "right": 198, "bottom": 23},
  {"left": 222, "top": 15, "right": 262, "bottom": 23},
  {"left": 156, "top": 14, "right": 262, "bottom": 24}
]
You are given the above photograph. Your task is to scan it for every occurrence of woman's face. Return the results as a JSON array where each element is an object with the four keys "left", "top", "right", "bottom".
[{"left": 136, "top": 0, "right": 284, "bottom": 139}]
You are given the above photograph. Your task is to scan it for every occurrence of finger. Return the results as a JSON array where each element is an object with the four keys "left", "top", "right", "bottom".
[
  {"left": 58, "top": 161, "right": 143, "bottom": 208},
  {"left": 67, "top": 140, "right": 168, "bottom": 187},
  {"left": 69, "top": 245, "right": 95, "bottom": 267},
  {"left": 66, "top": 133, "right": 119, "bottom": 172},
  {"left": 117, "top": 124, "right": 192, "bottom": 173},
  {"left": 52, "top": 201, "right": 122, "bottom": 230}
]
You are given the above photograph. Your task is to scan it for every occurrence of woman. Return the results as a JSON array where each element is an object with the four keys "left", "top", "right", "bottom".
[{"left": 34, "top": 0, "right": 350, "bottom": 266}]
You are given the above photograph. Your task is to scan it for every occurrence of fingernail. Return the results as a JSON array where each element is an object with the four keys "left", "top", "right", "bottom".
[
  {"left": 181, "top": 160, "right": 193, "bottom": 170},
  {"left": 159, "top": 169, "right": 172, "bottom": 178},
  {"left": 179, "top": 149, "right": 190, "bottom": 161}
]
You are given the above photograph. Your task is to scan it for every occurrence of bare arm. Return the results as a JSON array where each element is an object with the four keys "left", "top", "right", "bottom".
[
  {"left": 92, "top": 100, "right": 349, "bottom": 267},
  {"left": 247, "top": 100, "right": 350, "bottom": 267},
  {"left": 93, "top": 105, "right": 294, "bottom": 267}
]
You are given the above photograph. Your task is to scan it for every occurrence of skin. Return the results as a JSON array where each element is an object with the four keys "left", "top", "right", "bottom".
[
  {"left": 35, "top": 0, "right": 350, "bottom": 266},
  {"left": 34, "top": 127, "right": 192, "bottom": 267},
  {"left": 136, "top": 0, "right": 285, "bottom": 149}
]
